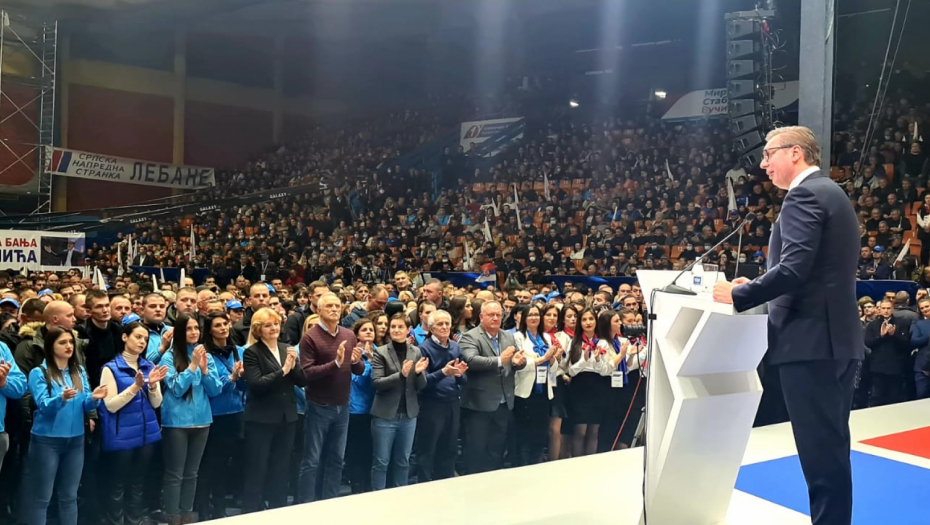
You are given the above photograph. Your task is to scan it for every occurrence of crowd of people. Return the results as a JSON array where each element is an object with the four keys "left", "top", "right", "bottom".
[
  {"left": 0, "top": 273, "right": 649, "bottom": 524},
  {"left": 0, "top": 83, "right": 927, "bottom": 523}
]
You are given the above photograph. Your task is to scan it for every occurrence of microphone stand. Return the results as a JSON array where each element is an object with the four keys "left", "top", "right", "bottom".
[
  {"left": 660, "top": 212, "right": 756, "bottom": 295},
  {"left": 735, "top": 218, "right": 745, "bottom": 278}
]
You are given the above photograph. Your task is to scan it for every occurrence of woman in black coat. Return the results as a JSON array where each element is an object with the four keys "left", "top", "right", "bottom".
[{"left": 241, "top": 307, "right": 307, "bottom": 513}]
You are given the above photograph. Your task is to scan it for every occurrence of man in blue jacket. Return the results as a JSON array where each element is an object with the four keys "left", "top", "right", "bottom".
[
  {"left": 416, "top": 309, "right": 468, "bottom": 482},
  {"left": 714, "top": 127, "right": 863, "bottom": 525}
]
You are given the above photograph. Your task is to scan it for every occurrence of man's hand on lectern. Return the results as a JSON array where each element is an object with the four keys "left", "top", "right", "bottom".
[{"left": 713, "top": 277, "right": 749, "bottom": 304}]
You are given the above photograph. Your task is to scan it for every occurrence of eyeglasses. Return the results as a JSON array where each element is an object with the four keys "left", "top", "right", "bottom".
[{"left": 762, "top": 144, "right": 796, "bottom": 161}]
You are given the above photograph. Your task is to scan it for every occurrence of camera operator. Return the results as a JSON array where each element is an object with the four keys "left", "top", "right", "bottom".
[{"left": 603, "top": 307, "right": 648, "bottom": 451}]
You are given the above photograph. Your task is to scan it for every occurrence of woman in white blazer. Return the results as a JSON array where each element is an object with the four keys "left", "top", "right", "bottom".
[
  {"left": 595, "top": 309, "right": 639, "bottom": 453},
  {"left": 553, "top": 304, "right": 580, "bottom": 460},
  {"left": 566, "top": 307, "right": 611, "bottom": 457},
  {"left": 512, "top": 304, "right": 558, "bottom": 465}
]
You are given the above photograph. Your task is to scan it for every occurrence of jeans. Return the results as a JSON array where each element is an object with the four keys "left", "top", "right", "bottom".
[
  {"left": 194, "top": 413, "right": 243, "bottom": 519},
  {"left": 0, "top": 432, "right": 8, "bottom": 472},
  {"left": 21, "top": 435, "right": 85, "bottom": 525},
  {"left": 105, "top": 444, "right": 155, "bottom": 525},
  {"left": 298, "top": 401, "right": 349, "bottom": 503},
  {"left": 161, "top": 427, "right": 209, "bottom": 518},
  {"left": 370, "top": 413, "right": 417, "bottom": 490}
]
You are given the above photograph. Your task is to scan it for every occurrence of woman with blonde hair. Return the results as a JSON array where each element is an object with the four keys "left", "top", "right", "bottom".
[
  {"left": 302, "top": 313, "right": 320, "bottom": 336},
  {"left": 241, "top": 307, "right": 307, "bottom": 513}
]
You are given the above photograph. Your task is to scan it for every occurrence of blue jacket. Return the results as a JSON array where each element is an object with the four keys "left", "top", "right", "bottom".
[
  {"left": 349, "top": 355, "right": 373, "bottom": 414},
  {"left": 161, "top": 345, "right": 223, "bottom": 428},
  {"left": 419, "top": 337, "right": 467, "bottom": 402},
  {"left": 28, "top": 362, "right": 96, "bottom": 438},
  {"left": 98, "top": 354, "right": 161, "bottom": 452},
  {"left": 0, "top": 342, "right": 27, "bottom": 433},
  {"left": 911, "top": 319, "right": 930, "bottom": 372},
  {"left": 207, "top": 346, "right": 247, "bottom": 416},
  {"left": 294, "top": 385, "right": 307, "bottom": 415},
  {"left": 144, "top": 324, "right": 169, "bottom": 365},
  {"left": 411, "top": 325, "right": 429, "bottom": 345}
]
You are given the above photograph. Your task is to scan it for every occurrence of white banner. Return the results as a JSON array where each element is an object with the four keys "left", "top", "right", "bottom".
[
  {"left": 460, "top": 117, "right": 524, "bottom": 152},
  {"left": 0, "top": 230, "right": 87, "bottom": 272},
  {"left": 45, "top": 147, "right": 215, "bottom": 190},
  {"left": 661, "top": 81, "right": 799, "bottom": 121}
]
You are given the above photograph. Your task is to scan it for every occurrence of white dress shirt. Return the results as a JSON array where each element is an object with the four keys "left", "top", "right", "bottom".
[{"left": 788, "top": 166, "right": 820, "bottom": 192}]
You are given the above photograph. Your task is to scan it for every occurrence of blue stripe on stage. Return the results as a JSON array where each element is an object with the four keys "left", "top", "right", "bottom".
[{"left": 736, "top": 451, "right": 928, "bottom": 524}]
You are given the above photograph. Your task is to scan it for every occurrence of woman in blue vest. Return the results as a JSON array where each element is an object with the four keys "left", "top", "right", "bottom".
[
  {"left": 22, "top": 327, "right": 107, "bottom": 525},
  {"left": 98, "top": 321, "right": 169, "bottom": 525},
  {"left": 194, "top": 313, "right": 246, "bottom": 520},
  {"left": 161, "top": 313, "right": 223, "bottom": 525}
]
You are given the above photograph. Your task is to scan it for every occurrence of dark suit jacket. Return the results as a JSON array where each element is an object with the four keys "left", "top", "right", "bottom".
[
  {"left": 371, "top": 342, "right": 427, "bottom": 419},
  {"left": 732, "top": 171, "right": 865, "bottom": 365},
  {"left": 243, "top": 340, "right": 307, "bottom": 424},
  {"left": 865, "top": 316, "right": 912, "bottom": 375},
  {"left": 459, "top": 326, "right": 523, "bottom": 411}
]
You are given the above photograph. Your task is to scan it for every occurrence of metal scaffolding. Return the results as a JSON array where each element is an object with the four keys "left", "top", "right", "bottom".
[{"left": 0, "top": 10, "right": 58, "bottom": 215}]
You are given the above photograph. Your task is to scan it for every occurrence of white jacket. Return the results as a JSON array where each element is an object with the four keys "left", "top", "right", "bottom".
[{"left": 513, "top": 331, "right": 556, "bottom": 400}]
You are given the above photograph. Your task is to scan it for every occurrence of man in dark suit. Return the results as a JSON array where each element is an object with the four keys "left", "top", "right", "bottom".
[
  {"left": 714, "top": 126, "right": 863, "bottom": 525},
  {"left": 459, "top": 301, "right": 526, "bottom": 474},
  {"left": 60, "top": 239, "right": 85, "bottom": 267}
]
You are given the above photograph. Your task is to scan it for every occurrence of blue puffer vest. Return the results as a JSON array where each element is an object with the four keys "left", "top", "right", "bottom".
[{"left": 98, "top": 354, "right": 162, "bottom": 452}]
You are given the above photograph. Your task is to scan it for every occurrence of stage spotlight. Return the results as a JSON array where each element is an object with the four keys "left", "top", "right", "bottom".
[
  {"left": 654, "top": 90, "right": 667, "bottom": 99},
  {"left": 569, "top": 99, "right": 580, "bottom": 108}
]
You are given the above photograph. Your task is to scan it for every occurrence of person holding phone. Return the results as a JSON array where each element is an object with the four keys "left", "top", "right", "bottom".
[
  {"left": 370, "top": 314, "right": 428, "bottom": 490},
  {"left": 98, "top": 321, "right": 168, "bottom": 525},
  {"left": 195, "top": 313, "right": 247, "bottom": 520},
  {"left": 242, "top": 307, "right": 307, "bottom": 513},
  {"left": 160, "top": 313, "right": 223, "bottom": 525},
  {"left": 22, "top": 327, "right": 107, "bottom": 525}
]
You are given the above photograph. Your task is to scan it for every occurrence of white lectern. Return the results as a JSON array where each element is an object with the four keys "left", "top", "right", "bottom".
[{"left": 636, "top": 271, "right": 768, "bottom": 525}]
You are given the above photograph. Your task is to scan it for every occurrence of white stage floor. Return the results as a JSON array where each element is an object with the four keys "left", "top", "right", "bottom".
[{"left": 214, "top": 400, "right": 930, "bottom": 525}]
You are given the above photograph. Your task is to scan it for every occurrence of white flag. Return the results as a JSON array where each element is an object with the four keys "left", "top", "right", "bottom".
[
  {"left": 94, "top": 267, "right": 106, "bottom": 290},
  {"left": 483, "top": 218, "right": 493, "bottom": 243},
  {"left": 513, "top": 184, "right": 523, "bottom": 231},
  {"left": 491, "top": 198, "right": 500, "bottom": 217},
  {"left": 152, "top": 272, "right": 158, "bottom": 290},
  {"left": 160, "top": 267, "right": 165, "bottom": 285},
  {"left": 190, "top": 223, "right": 196, "bottom": 263},
  {"left": 727, "top": 177, "right": 737, "bottom": 213},
  {"left": 180, "top": 268, "right": 186, "bottom": 288},
  {"left": 665, "top": 159, "right": 674, "bottom": 181},
  {"left": 896, "top": 239, "right": 911, "bottom": 265},
  {"left": 543, "top": 172, "right": 551, "bottom": 201},
  {"left": 117, "top": 243, "right": 124, "bottom": 277},
  {"left": 463, "top": 240, "right": 473, "bottom": 270},
  {"left": 127, "top": 234, "right": 133, "bottom": 264},
  {"left": 612, "top": 204, "right": 619, "bottom": 222},
  {"left": 82, "top": 266, "right": 90, "bottom": 280}
]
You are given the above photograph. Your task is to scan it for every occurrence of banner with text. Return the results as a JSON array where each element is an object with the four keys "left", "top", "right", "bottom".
[
  {"left": 661, "top": 81, "right": 799, "bottom": 121},
  {"left": 460, "top": 117, "right": 524, "bottom": 152},
  {"left": 44, "top": 147, "right": 215, "bottom": 190},
  {"left": 0, "top": 230, "right": 87, "bottom": 272}
]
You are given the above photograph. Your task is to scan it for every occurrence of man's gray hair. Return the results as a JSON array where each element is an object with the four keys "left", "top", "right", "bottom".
[
  {"left": 481, "top": 300, "right": 502, "bottom": 315},
  {"left": 427, "top": 309, "right": 451, "bottom": 329}
]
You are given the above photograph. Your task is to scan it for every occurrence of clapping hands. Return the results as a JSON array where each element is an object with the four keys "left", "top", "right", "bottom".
[
  {"left": 414, "top": 357, "right": 429, "bottom": 374},
  {"left": 0, "top": 359, "right": 12, "bottom": 388},
  {"left": 283, "top": 347, "right": 298, "bottom": 374}
]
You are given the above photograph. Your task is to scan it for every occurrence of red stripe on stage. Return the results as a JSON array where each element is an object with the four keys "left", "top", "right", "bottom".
[{"left": 861, "top": 426, "right": 930, "bottom": 460}]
